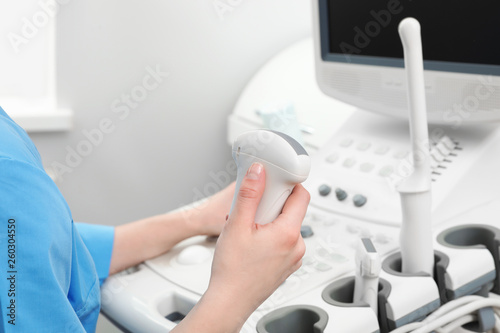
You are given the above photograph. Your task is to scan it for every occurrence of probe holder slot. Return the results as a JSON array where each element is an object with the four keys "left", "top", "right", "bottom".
[
  {"left": 321, "top": 276, "right": 381, "bottom": 333},
  {"left": 256, "top": 305, "right": 328, "bottom": 333},
  {"left": 379, "top": 252, "right": 441, "bottom": 332},
  {"left": 436, "top": 224, "right": 500, "bottom": 300},
  {"left": 322, "top": 276, "right": 370, "bottom": 307},
  {"left": 157, "top": 292, "right": 196, "bottom": 325}
]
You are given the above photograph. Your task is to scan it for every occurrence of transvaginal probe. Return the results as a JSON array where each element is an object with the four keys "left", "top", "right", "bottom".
[{"left": 397, "top": 17, "right": 434, "bottom": 276}]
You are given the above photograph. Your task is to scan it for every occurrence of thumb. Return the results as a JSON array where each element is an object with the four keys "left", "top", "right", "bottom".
[{"left": 229, "top": 162, "right": 266, "bottom": 228}]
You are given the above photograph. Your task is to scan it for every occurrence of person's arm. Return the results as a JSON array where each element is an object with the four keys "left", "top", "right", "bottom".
[
  {"left": 172, "top": 163, "right": 310, "bottom": 333},
  {"left": 108, "top": 182, "right": 236, "bottom": 275}
]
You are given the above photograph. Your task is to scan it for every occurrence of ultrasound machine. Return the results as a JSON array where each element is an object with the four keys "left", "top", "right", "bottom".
[{"left": 101, "top": 1, "right": 500, "bottom": 332}]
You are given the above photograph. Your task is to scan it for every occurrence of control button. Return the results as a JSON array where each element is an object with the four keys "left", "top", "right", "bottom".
[
  {"left": 357, "top": 142, "right": 371, "bottom": 151},
  {"left": 323, "top": 219, "right": 337, "bottom": 227},
  {"left": 360, "top": 163, "right": 374, "bottom": 173},
  {"left": 435, "top": 142, "right": 450, "bottom": 156},
  {"left": 441, "top": 136, "right": 456, "bottom": 150},
  {"left": 300, "top": 225, "right": 314, "bottom": 238},
  {"left": 431, "top": 150, "right": 445, "bottom": 162},
  {"left": 302, "top": 256, "right": 316, "bottom": 266},
  {"left": 294, "top": 267, "right": 309, "bottom": 276},
  {"left": 177, "top": 245, "right": 212, "bottom": 265},
  {"left": 314, "top": 262, "right": 333, "bottom": 272},
  {"left": 327, "top": 253, "right": 349, "bottom": 263},
  {"left": 346, "top": 224, "right": 360, "bottom": 234},
  {"left": 430, "top": 159, "right": 439, "bottom": 169},
  {"left": 342, "top": 158, "right": 356, "bottom": 168},
  {"left": 316, "top": 247, "right": 330, "bottom": 258},
  {"left": 325, "top": 152, "right": 339, "bottom": 164},
  {"left": 378, "top": 165, "right": 394, "bottom": 177},
  {"left": 335, "top": 188, "right": 348, "bottom": 201},
  {"left": 353, "top": 194, "right": 367, "bottom": 207},
  {"left": 393, "top": 150, "right": 409, "bottom": 159},
  {"left": 318, "top": 184, "right": 332, "bottom": 197},
  {"left": 339, "top": 138, "right": 353, "bottom": 147},
  {"left": 375, "top": 145, "right": 390, "bottom": 155}
]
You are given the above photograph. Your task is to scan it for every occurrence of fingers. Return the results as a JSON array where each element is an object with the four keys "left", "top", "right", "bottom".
[
  {"left": 277, "top": 184, "right": 310, "bottom": 231},
  {"left": 229, "top": 163, "right": 266, "bottom": 229}
]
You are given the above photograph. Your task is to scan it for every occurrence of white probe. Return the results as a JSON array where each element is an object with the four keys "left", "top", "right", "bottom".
[
  {"left": 397, "top": 18, "right": 434, "bottom": 276},
  {"left": 230, "top": 130, "right": 311, "bottom": 225}
]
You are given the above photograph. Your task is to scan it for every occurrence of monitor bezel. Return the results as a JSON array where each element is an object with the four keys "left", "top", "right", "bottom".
[{"left": 318, "top": 0, "right": 500, "bottom": 76}]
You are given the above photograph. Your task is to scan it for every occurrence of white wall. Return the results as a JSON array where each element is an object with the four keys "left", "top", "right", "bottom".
[
  {"left": 28, "top": 1, "right": 311, "bottom": 330},
  {"left": 31, "top": 0, "right": 312, "bottom": 225}
]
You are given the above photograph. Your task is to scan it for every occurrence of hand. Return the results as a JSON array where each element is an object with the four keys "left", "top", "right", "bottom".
[
  {"left": 210, "top": 162, "right": 309, "bottom": 313},
  {"left": 173, "top": 162, "right": 310, "bottom": 333},
  {"left": 187, "top": 181, "right": 236, "bottom": 236}
]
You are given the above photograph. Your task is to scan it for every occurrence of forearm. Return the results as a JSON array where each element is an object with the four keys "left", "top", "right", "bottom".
[{"left": 108, "top": 210, "right": 200, "bottom": 275}]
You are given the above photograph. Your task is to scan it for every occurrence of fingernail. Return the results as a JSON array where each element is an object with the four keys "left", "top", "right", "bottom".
[{"left": 246, "top": 163, "right": 263, "bottom": 180}]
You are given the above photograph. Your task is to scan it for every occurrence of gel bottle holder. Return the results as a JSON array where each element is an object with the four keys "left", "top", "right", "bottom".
[{"left": 255, "top": 305, "right": 328, "bottom": 333}]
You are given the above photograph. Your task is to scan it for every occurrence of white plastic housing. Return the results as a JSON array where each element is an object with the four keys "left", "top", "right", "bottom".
[
  {"left": 353, "top": 238, "right": 381, "bottom": 314},
  {"left": 397, "top": 18, "right": 434, "bottom": 276},
  {"left": 230, "top": 130, "right": 311, "bottom": 225},
  {"left": 399, "top": 191, "right": 434, "bottom": 275},
  {"left": 380, "top": 269, "right": 440, "bottom": 325}
]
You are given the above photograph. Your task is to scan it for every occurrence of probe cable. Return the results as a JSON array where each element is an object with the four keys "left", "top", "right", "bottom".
[{"left": 390, "top": 296, "right": 500, "bottom": 333}]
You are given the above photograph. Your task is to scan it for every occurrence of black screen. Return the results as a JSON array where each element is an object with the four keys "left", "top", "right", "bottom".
[{"left": 327, "top": 0, "right": 500, "bottom": 66}]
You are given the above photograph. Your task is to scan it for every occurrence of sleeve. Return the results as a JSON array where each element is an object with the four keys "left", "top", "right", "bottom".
[
  {"left": 75, "top": 222, "right": 115, "bottom": 285},
  {"left": 0, "top": 159, "right": 86, "bottom": 332}
]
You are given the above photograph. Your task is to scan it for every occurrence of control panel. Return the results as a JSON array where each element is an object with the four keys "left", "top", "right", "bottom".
[{"left": 305, "top": 111, "right": 499, "bottom": 228}]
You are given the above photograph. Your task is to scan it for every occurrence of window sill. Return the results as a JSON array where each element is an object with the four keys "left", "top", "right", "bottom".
[{"left": 2, "top": 99, "right": 74, "bottom": 133}]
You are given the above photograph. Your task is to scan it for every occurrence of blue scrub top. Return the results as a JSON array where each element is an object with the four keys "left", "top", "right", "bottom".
[{"left": 0, "top": 107, "right": 115, "bottom": 332}]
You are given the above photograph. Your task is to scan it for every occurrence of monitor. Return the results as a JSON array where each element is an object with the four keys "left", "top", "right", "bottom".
[{"left": 312, "top": 0, "right": 500, "bottom": 125}]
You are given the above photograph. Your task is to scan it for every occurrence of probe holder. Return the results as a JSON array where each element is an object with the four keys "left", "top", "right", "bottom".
[
  {"left": 435, "top": 224, "right": 500, "bottom": 301},
  {"left": 256, "top": 305, "right": 328, "bottom": 333},
  {"left": 379, "top": 252, "right": 441, "bottom": 332},
  {"left": 321, "top": 276, "right": 381, "bottom": 333}
]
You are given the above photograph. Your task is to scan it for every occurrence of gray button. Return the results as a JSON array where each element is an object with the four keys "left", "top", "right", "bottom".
[
  {"left": 335, "top": 188, "right": 348, "bottom": 201},
  {"left": 353, "top": 194, "right": 367, "bottom": 207},
  {"left": 300, "top": 225, "right": 314, "bottom": 238},
  {"left": 318, "top": 184, "right": 332, "bottom": 197}
]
